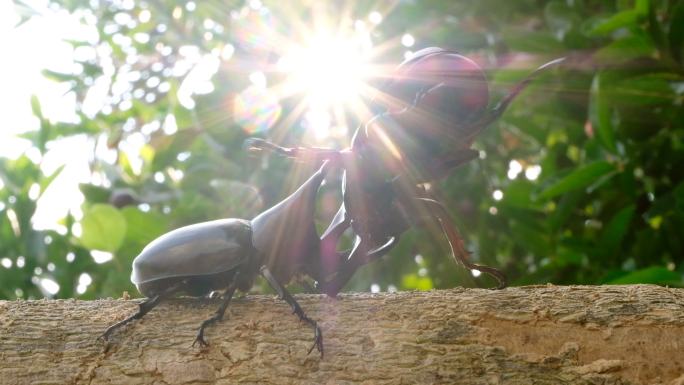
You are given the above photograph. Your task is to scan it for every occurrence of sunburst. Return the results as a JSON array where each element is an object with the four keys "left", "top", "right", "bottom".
[{"left": 230, "top": 2, "right": 404, "bottom": 145}]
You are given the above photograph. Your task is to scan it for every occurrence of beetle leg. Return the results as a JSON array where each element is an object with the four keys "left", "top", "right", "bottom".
[
  {"left": 99, "top": 296, "right": 161, "bottom": 342},
  {"left": 320, "top": 235, "right": 398, "bottom": 297},
  {"left": 320, "top": 204, "right": 350, "bottom": 244},
  {"left": 318, "top": 204, "right": 351, "bottom": 284},
  {"left": 260, "top": 266, "right": 323, "bottom": 358},
  {"left": 317, "top": 235, "right": 363, "bottom": 297},
  {"left": 192, "top": 281, "right": 238, "bottom": 348},
  {"left": 417, "top": 197, "right": 507, "bottom": 289},
  {"left": 99, "top": 281, "right": 182, "bottom": 342}
]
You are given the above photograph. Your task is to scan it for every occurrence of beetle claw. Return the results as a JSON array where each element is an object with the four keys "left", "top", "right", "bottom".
[
  {"left": 192, "top": 328, "right": 210, "bottom": 348},
  {"left": 97, "top": 333, "right": 109, "bottom": 343},
  {"left": 192, "top": 335, "right": 209, "bottom": 348},
  {"left": 307, "top": 324, "right": 324, "bottom": 358},
  {"left": 98, "top": 320, "right": 126, "bottom": 343}
]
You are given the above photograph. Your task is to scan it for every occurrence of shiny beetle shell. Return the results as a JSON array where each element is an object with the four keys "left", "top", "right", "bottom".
[
  {"left": 379, "top": 47, "right": 489, "bottom": 123},
  {"left": 131, "top": 219, "right": 253, "bottom": 290}
]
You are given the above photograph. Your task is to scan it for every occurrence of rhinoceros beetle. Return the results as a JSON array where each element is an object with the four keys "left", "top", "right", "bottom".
[
  {"left": 247, "top": 48, "right": 564, "bottom": 296},
  {"left": 101, "top": 162, "right": 335, "bottom": 356}
]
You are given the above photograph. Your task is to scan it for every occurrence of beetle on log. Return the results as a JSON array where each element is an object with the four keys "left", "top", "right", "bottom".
[
  {"left": 101, "top": 49, "right": 562, "bottom": 356},
  {"left": 101, "top": 162, "right": 335, "bottom": 356}
]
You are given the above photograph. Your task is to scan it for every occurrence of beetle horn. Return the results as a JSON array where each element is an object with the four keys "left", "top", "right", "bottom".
[
  {"left": 490, "top": 57, "right": 566, "bottom": 117},
  {"left": 462, "top": 57, "right": 566, "bottom": 143}
]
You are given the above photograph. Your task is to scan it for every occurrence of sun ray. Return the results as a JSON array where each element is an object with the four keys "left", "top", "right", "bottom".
[
  {"left": 269, "top": 95, "right": 310, "bottom": 144},
  {"left": 234, "top": 1, "right": 462, "bottom": 147}
]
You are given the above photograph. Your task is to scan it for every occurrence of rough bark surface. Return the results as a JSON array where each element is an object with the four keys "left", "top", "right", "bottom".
[{"left": 1, "top": 285, "right": 683, "bottom": 385}]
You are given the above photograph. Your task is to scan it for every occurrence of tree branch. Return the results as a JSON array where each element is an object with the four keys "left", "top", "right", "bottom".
[{"left": 1, "top": 285, "right": 683, "bottom": 384}]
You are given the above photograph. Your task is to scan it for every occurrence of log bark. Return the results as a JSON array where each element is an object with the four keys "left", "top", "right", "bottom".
[{"left": 1, "top": 285, "right": 683, "bottom": 385}]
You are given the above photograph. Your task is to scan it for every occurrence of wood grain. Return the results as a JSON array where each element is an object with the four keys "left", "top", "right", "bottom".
[{"left": 1, "top": 285, "right": 683, "bottom": 385}]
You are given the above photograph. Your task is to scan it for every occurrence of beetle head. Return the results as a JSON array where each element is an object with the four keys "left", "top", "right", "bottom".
[{"left": 375, "top": 48, "right": 489, "bottom": 123}]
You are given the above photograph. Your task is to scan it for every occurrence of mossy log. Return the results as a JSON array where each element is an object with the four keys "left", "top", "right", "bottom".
[{"left": 1, "top": 285, "right": 683, "bottom": 385}]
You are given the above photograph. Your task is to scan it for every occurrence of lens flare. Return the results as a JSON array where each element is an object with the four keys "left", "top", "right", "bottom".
[
  {"left": 226, "top": 4, "right": 401, "bottom": 143},
  {"left": 232, "top": 85, "right": 282, "bottom": 134}
]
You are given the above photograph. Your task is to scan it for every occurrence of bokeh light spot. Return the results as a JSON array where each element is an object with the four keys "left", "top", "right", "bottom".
[{"left": 401, "top": 33, "right": 415, "bottom": 47}]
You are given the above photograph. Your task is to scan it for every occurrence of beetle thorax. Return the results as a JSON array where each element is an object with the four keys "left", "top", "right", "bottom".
[{"left": 250, "top": 164, "right": 327, "bottom": 286}]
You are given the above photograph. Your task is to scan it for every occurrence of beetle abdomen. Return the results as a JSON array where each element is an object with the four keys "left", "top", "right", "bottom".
[
  {"left": 136, "top": 269, "right": 238, "bottom": 297},
  {"left": 131, "top": 218, "right": 254, "bottom": 287}
]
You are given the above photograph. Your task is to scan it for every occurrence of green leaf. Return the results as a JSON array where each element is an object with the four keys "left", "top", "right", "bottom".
[
  {"left": 539, "top": 161, "right": 616, "bottom": 199},
  {"left": 555, "top": 247, "right": 585, "bottom": 268},
  {"left": 587, "top": 10, "right": 642, "bottom": 36},
  {"left": 39, "top": 165, "right": 65, "bottom": 197},
  {"left": 500, "top": 180, "right": 537, "bottom": 209},
  {"left": 502, "top": 115, "right": 547, "bottom": 144},
  {"left": 79, "top": 184, "right": 111, "bottom": 203},
  {"left": 635, "top": 0, "right": 649, "bottom": 15},
  {"left": 119, "top": 151, "right": 137, "bottom": 179},
  {"left": 589, "top": 73, "right": 618, "bottom": 153},
  {"left": 121, "top": 207, "right": 168, "bottom": 247},
  {"left": 674, "top": 181, "right": 684, "bottom": 214},
  {"left": 646, "top": 1, "right": 666, "bottom": 49},
  {"left": 511, "top": 220, "right": 551, "bottom": 256},
  {"left": 210, "top": 179, "right": 264, "bottom": 217},
  {"left": 30, "top": 94, "right": 53, "bottom": 153},
  {"left": 544, "top": 1, "right": 578, "bottom": 34},
  {"left": 80, "top": 204, "right": 127, "bottom": 252},
  {"left": 644, "top": 188, "right": 677, "bottom": 220},
  {"left": 548, "top": 190, "right": 582, "bottom": 231},
  {"left": 401, "top": 274, "right": 433, "bottom": 291},
  {"left": 608, "top": 266, "right": 681, "bottom": 284},
  {"left": 11, "top": 1, "right": 38, "bottom": 28},
  {"left": 609, "top": 73, "right": 676, "bottom": 107},
  {"left": 595, "top": 33, "right": 654, "bottom": 63},
  {"left": 502, "top": 29, "right": 564, "bottom": 53},
  {"left": 669, "top": 0, "right": 684, "bottom": 63},
  {"left": 600, "top": 205, "right": 635, "bottom": 255},
  {"left": 30, "top": 95, "right": 43, "bottom": 120},
  {"left": 41, "top": 69, "right": 76, "bottom": 83}
]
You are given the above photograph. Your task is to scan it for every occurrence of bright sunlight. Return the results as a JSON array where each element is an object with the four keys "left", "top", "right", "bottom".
[
  {"left": 278, "top": 34, "right": 371, "bottom": 109},
  {"left": 275, "top": 31, "right": 374, "bottom": 141},
  {"left": 230, "top": 4, "right": 397, "bottom": 142}
]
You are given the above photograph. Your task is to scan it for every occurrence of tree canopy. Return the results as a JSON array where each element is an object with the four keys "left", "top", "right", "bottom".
[{"left": 1, "top": 0, "right": 683, "bottom": 299}]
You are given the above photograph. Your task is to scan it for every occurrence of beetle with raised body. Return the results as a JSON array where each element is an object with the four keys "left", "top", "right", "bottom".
[{"left": 247, "top": 47, "right": 564, "bottom": 296}]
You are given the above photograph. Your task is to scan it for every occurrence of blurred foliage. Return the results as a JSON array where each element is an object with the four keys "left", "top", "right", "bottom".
[{"left": 1, "top": 0, "right": 683, "bottom": 299}]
